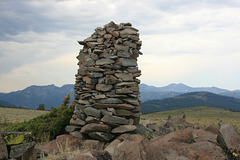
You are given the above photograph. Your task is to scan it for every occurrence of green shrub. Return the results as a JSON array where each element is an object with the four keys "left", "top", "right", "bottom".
[{"left": 5, "top": 105, "right": 74, "bottom": 142}]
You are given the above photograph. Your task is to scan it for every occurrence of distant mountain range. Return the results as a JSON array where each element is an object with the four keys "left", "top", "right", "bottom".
[
  {"left": 139, "top": 83, "right": 240, "bottom": 100},
  {"left": 0, "top": 83, "right": 239, "bottom": 110},
  {"left": 0, "top": 84, "right": 74, "bottom": 110},
  {"left": 141, "top": 91, "right": 240, "bottom": 113}
]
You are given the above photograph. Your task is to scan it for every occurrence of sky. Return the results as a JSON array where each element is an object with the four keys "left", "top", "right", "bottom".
[{"left": 1, "top": 0, "right": 240, "bottom": 93}]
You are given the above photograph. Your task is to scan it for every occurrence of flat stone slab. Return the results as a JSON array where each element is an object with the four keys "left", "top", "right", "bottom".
[
  {"left": 111, "top": 125, "right": 137, "bottom": 133},
  {"left": 101, "top": 115, "right": 129, "bottom": 125},
  {"left": 80, "top": 123, "right": 110, "bottom": 133}
]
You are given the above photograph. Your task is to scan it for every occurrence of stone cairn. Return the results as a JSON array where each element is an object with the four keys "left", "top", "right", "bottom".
[{"left": 66, "top": 21, "right": 142, "bottom": 142}]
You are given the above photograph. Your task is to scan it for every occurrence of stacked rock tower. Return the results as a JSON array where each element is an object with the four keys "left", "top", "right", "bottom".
[{"left": 67, "top": 21, "right": 142, "bottom": 142}]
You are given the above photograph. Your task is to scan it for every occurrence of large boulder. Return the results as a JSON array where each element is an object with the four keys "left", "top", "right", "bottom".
[
  {"left": 37, "top": 134, "right": 82, "bottom": 155},
  {"left": 217, "top": 123, "right": 240, "bottom": 154},
  {"left": 146, "top": 128, "right": 227, "bottom": 160},
  {"left": 165, "top": 117, "right": 194, "bottom": 130},
  {"left": 105, "top": 133, "right": 148, "bottom": 160},
  {"left": 9, "top": 142, "right": 35, "bottom": 160}
]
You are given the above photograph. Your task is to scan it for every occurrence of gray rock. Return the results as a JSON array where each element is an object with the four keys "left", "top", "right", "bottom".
[
  {"left": 121, "top": 98, "right": 139, "bottom": 106},
  {"left": 80, "top": 123, "right": 110, "bottom": 133},
  {"left": 75, "top": 104, "right": 85, "bottom": 110},
  {"left": 65, "top": 125, "right": 81, "bottom": 132},
  {"left": 117, "top": 50, "right": 131, "bottom": 58},
  {"left": 87, "top": 72, "right": 103, "bottom": 78},
  {"left": 0, "top": 138, "right": 7, "bottom": 160},
  {"left": 88, "top": 132, "right": 114, "bottom": 142},
  {"left": 70, "top": 118, "right": 86, "bottom": 126},
  {"left": 115, "top": 73, "right": 133, "bottom": 81},
  {"left": 84, "top": 107, "right": 101, "bottom": 118},
  {"left": 96, "top": 58, "right": 115, "bottom": 65},
  {"left": 115, "top": 82, "right": 137, "bottom": 87},
  {"left": 217, "top": 123, "right": 240, "bottom": 154},
  {"left": 105, "top": 75, "right": 121, "bottom": 85},
  {"left": 98, "top": 98, "right": 123, "bottom": 104},
  {"left": 70, "top": 131, "right": 83, "bottom": 138},
  {"left": 111, "top": 125, "right": 136, "bottom": 133},
  {"left": 115, "top": 109, "right": 134, "bottom": 116},
  {"left": 96, "top": 84, "right": 113, "bottom": 91},
  {"left": 101, "top": 115, "right": 129, "bottom": 125},
  {"left": 101, "top": 109, "right": 113, "bottom": 116},
  {"left": 78, "top": 99, "right": 90, "bottom": 105},
  {"left": 121, "top": 58, "right": 137, "bottom": 67},
  {"left": 133, "top": 124, "right": 153, "bottom": 135},
  {"left": 85, "top": 116, "right": 100, "bottom": 123},
  {"left": 10, "top": 142, "right": 35, "bottom": 160},
  {"left": 115, "top": 45, "right": 129, "bottom": 51}
]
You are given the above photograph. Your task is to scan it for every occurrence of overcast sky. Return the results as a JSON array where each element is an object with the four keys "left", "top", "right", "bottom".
[{"left": 1, "top": 0, "right": 240, "bottom": 93}]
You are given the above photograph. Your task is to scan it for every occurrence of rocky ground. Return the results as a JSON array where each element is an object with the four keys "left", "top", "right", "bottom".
[{"left": 31, "top": 117, "right": 240, "bottom": 160}]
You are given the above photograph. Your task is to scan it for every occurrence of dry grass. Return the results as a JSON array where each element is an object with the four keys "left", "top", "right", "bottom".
[
  {"left": 140, "top": 106, "right": 240, "bottom": 131},
  {"left": 0, "top": 107, "right": 49, "bottom": 123}
]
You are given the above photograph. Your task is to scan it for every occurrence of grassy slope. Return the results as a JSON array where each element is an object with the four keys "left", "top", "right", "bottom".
[
  {"left": 0, "top": 107, "right": 49, "bottom": 123},
  {"left": 140, "top": 106, "right": 240, "bottom": 131}
]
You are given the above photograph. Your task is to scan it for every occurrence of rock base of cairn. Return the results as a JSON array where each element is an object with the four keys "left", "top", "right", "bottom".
[{"left": 66, "top": 21, "right": 142, "bottom": 142}]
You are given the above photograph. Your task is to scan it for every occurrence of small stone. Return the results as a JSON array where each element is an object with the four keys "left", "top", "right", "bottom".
[
  {"left": 96, "top": 59, "right": 115, "bottom": 65},
  {"left": 86, "top": 116, "right": 100, "bottom": 123},
  {"left": 65, "top": 125, "right": 81, "bottom": 132},
  {"left": 122, "top": 98, "right": 139, "bottom": 106},
  {"left": 87, "top": 72, "right": 103, "bottom": 78},
  {"left": 111, "top": 31, "right": 119, "bottom": 37},
  {"left": 105, "top": 75, "right": 121, "bottom": 85},
  {"left": 70, "top": 131, "right": 83, "bottom": 138},
  {"left": 82, "top": 58, "right": 94, "bottom": 66},
  {"left": 115, "top": 45, "right": 129, "bottom": 51},
  {"left": 94, "top": 94, "right": 106, "bottom": 99},
  {"left": 116, "top": 88, "right": 133, "bottom": 94},
  {"left": 84, "top": 107, "right": 101, "bottom": 118},
  {"left": 104, "top": 70, "right": 115, "bottom": 75},
  {"left": 117, "top": 50, "right": 130, "bottom": 58},
  {"left": 86, "top": 42, "right": 99, "bottom": 47},
  {"left": 101, "top": 109, "right": 113, "bottom": 116},
  {"left": 115, "top": 109, "right": 134, "bottom": 116},
  {"left": 83, "top": 76, "right": 98, "bottom": 84},
  {"left": 104, "top": 34, "right": 112, "bottom": 39},
  {"left": 115, "top": 73, "right": 133, "bottom": 81},
  {"left": 96, "top": 84, "right": 113, "bottom": 91},
  {"left": 123, "top": 41, "right": 137, "bottom": 48},
  {"left": 78, "top": 99, "right": 90, "bottom": 105},
  {"left": 88, "top": 132, "right": 114, "bottom": 142},
  {"left": 93, "top": 49, "right": 103, "bottom": 54},
  {"left": 80, "top": 123, "right": 110, "bottom": 133},
  {"left": 70, "top": 118, "right": 86, "bottom": 126},
  {"left": 116, "top": 58, "right": 137, "bottom": 67},
  {"left": 107, "top": 108, "right": 116, "bottom": 115},
  {"left": 93, "top": 103, "right": 136, "bottom": 110},
  {"left": 98, "top": 98, "right": 123, "bottom": 104},
  {"left": 101, "top": 115, "right": 129, "bottom": 125},
  {"left": 111, "top": 125, "right": 136, "bottom": 133},
  {"left": 115, "top": 82, "right": 137, "bottom": 87},
  {"left": 120, "top": 28, "right": 138, "bottom": 37}
]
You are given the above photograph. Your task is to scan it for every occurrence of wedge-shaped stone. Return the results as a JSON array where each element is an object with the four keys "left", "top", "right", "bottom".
[
  {"left": 115, "top": 73, "right": 133, "bottom": 81},
  {"left": 85, "top": 116, "right": 100, "bottom": 124},
  {"left": 88, "top": 132, "right": 114, "bottom": 142},
  {"left": 120, "top": 28, "right": 138, "bottom": 36},
  {"left": 96, "top": 59, "right": 115, "bottom": 65},
  {"left": 70, "top": 118, "right": 86, "bottom": 126},
  {"left": 84, "top": 107, "right": 101, "bottom": 118},
  {"left": 122, "top": 98, "right": 139, "bottom": 106},
  {"left": 80, "top": 123, "right": 110, "bottom": 133},
  {"left": 101, "top": 115, "right": 129, "bottom": 125},
  {"left": 111, "top": 125, "right": 136, "bottom": 133}
]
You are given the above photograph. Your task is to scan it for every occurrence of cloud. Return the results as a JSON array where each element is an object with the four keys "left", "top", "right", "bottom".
[{"left": 1, "top": 0, "right": 240, "bottom": 92}]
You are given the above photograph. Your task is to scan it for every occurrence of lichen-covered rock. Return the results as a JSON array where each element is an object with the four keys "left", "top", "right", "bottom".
[
  {"left": 0, "top": 138, "right": 8, "bottom": 160},
  {"left": 1, "top": 132, "right": 33, "bottom": 145}
]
